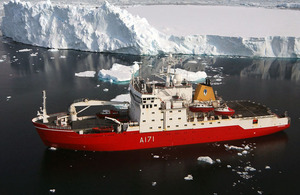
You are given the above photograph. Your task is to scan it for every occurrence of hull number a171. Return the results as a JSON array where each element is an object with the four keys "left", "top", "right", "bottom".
[{"left": 140, "top": 136, "right": 154, "bottom": 143}]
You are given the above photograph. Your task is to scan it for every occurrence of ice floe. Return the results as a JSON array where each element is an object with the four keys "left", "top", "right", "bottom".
[
  {"left": 110, "top": 93, "right": 131, "bottom": 103},
  {"left": 197, "top": 156, "right": 214, "bottom": 164},
  {"left": 75, "top": 71, "right": 96, "bottom": 78},
  {"left": 17, "top": 48, "right": 32, "bottom": 52},
  {"left": 49, "top": 147, "right": 57, "bottom": 151},
  {"left": 184, "top": 174, "right": 193, "bottom": 181},
  {"left": 98, "top": 63, "right": 139, "bottom": 83}
]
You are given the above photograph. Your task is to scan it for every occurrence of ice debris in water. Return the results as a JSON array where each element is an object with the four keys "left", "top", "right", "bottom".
[
  {"left": 30, "top": 52, "right": 38, "bottom": 57},
  {"left": 244, "top": 166, "right": 256, "bottom": 172},
  {"left": 6, "top": 96, "right": 11, "bottom": 101},
  {"left": 152, "top": 182, "right": 157, "bottom": 186},
  {"left": 49, "top": 189, "right": 56, "bottom": 193},
  {"left": 224, "top": 144, "right": 244, "bottom": 151},
  {"left": 98, "top": 63, "right": 139, "bottom": 83},
  {"left": 17, "top": 49, "right": 32, "bottom": 52},
  {"left": 265, "top": 166, "right": 271, "bottom": 169},
  {"left": 49, "top": 147, "right": 57, "bottom": 151},
  {"left": 75, "top": 71, "right": 96, "bottom": 78},
  {"left": 184, "top": 174, "right": 193, "bottom": 181},
  {"left": 103, "top": 88, "right": 109, "bottom": 92},
  {"left": 197, "top": 156, "right": 214, "bottom": 164},
  {"left": 153, "top": 155, "right": 159, "bottom": 159}
]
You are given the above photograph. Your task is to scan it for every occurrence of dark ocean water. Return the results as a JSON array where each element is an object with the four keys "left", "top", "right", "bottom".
[{"left": 0, "top": 36, "right": 299, "bottom": 195}]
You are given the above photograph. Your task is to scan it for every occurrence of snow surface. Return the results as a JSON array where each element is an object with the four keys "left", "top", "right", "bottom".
[
  {"left": 1, "top": 1, "right": 300, "bottom": 58},
  {"left": 98, "top": 63, "right": 139, "bottom": 82}
]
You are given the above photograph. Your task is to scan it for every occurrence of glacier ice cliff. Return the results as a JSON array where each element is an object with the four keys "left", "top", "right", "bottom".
[{"left": 2, "top": 0, "right": 300, "bottom": 58}]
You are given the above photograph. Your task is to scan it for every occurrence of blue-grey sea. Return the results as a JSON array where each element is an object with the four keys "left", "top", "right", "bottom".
[{"left": 0, "top": 36, "right": 299, "bottom": 194}]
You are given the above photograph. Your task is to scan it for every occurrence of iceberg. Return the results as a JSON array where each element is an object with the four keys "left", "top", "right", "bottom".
[
  {"left": 1, "top": 1, "right": 300, "bottom": 58},
  {"left": 98, "top": 63, "right": 139, "bottom": 83},
  {"left": 171, "top": 68, "right": 207, "bottom": 82}
]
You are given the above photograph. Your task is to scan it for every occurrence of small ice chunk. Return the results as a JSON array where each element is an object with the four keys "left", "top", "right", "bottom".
[
  {"left": 184, "top": 174, "right": 193, "bottom": 181},
  {"left": 49, "top": 189, "right": 56, "bottom": 193},
  {"left": 237, "top": 153, "right": 242, "bottom": 156},
  {"left": 30, "top": 52, "right": 38, "bottom": 57},
  {"left": 152, "top": 181, "right": 157, "bottom": 186},
  {"left": 244, "top": 166, "right": 256, "bottom": 172},
  {"left": 244, "top": 145, "right": 250, "bottom": 150},
  {"left": 153, "top": 155, "right": 159, "bottom": 158},
  {"left": 49, "top": 147, "right": 57, "bottom": 151},
  {"left": 50, "top": 57, "right": 55, "bottom": 60},
  {"left": 216, "top": 159, "right": 221, "bottom": 163},
  {"left": 265, "top": 166, "right": 271, "bottom": 169},
  {"left": 227, "top": 165, "right": 231, "bottom": 168},
  {"left": 18, "top": 48, "right": 32, "bottom": 52},
  {"left": 197, "top": 156, "right": 214, "bottom": 164},
  {"left": 224, "top": 144, "right": 244, "bottom": 150},
  {"left": 242, "top": 150, "right": 248, "bottom": 155},
  {"left": 103, "top": 88, "right": 109, "bottom": 92},
  {"left": 0, "top": 59, "right": 4, "bottom": 62},
  {"left": 75, "top": 71, "right": 96, "bottom": 78},
  {"left": 60, "top": 55, "right": 66, "bottom": 58},
  {"left": 96, "top": 85, "right": 100, "bottom": 87},
  {"left": 257, "top": 190, "right": 263, "bottom": 194}
]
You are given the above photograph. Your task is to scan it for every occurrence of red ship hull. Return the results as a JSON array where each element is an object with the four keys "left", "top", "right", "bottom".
[{"left": 33, "top": 122, "right": 290, "bottom": 151}]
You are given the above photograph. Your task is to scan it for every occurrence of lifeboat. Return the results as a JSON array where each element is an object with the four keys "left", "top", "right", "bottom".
[
  {"left": 96, "top": 109, "right": 119, "bottom": 118},
  {"left": 214, "top": 106, "right": 235, "bottom": 116},
  {"left": 189, "top": 103, "right": 214, "bottom": 112}
]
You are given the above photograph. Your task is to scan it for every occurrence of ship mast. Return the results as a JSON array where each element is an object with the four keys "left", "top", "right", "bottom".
[{"left": 42, "top": 90, "right": 49, "bottom": 123}]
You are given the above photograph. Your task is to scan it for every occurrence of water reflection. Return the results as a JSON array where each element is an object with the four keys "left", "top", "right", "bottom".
[
  {"left": 1, "top": 37, "right": 300, "bottom": 84},
  {"left": 240, "top": 58, "right": 300, "bottom": 82}
]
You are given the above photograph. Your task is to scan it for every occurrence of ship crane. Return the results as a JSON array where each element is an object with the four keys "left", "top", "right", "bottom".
[{"left": 69, "top": 99, "right": 129, "bottom": 121}]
